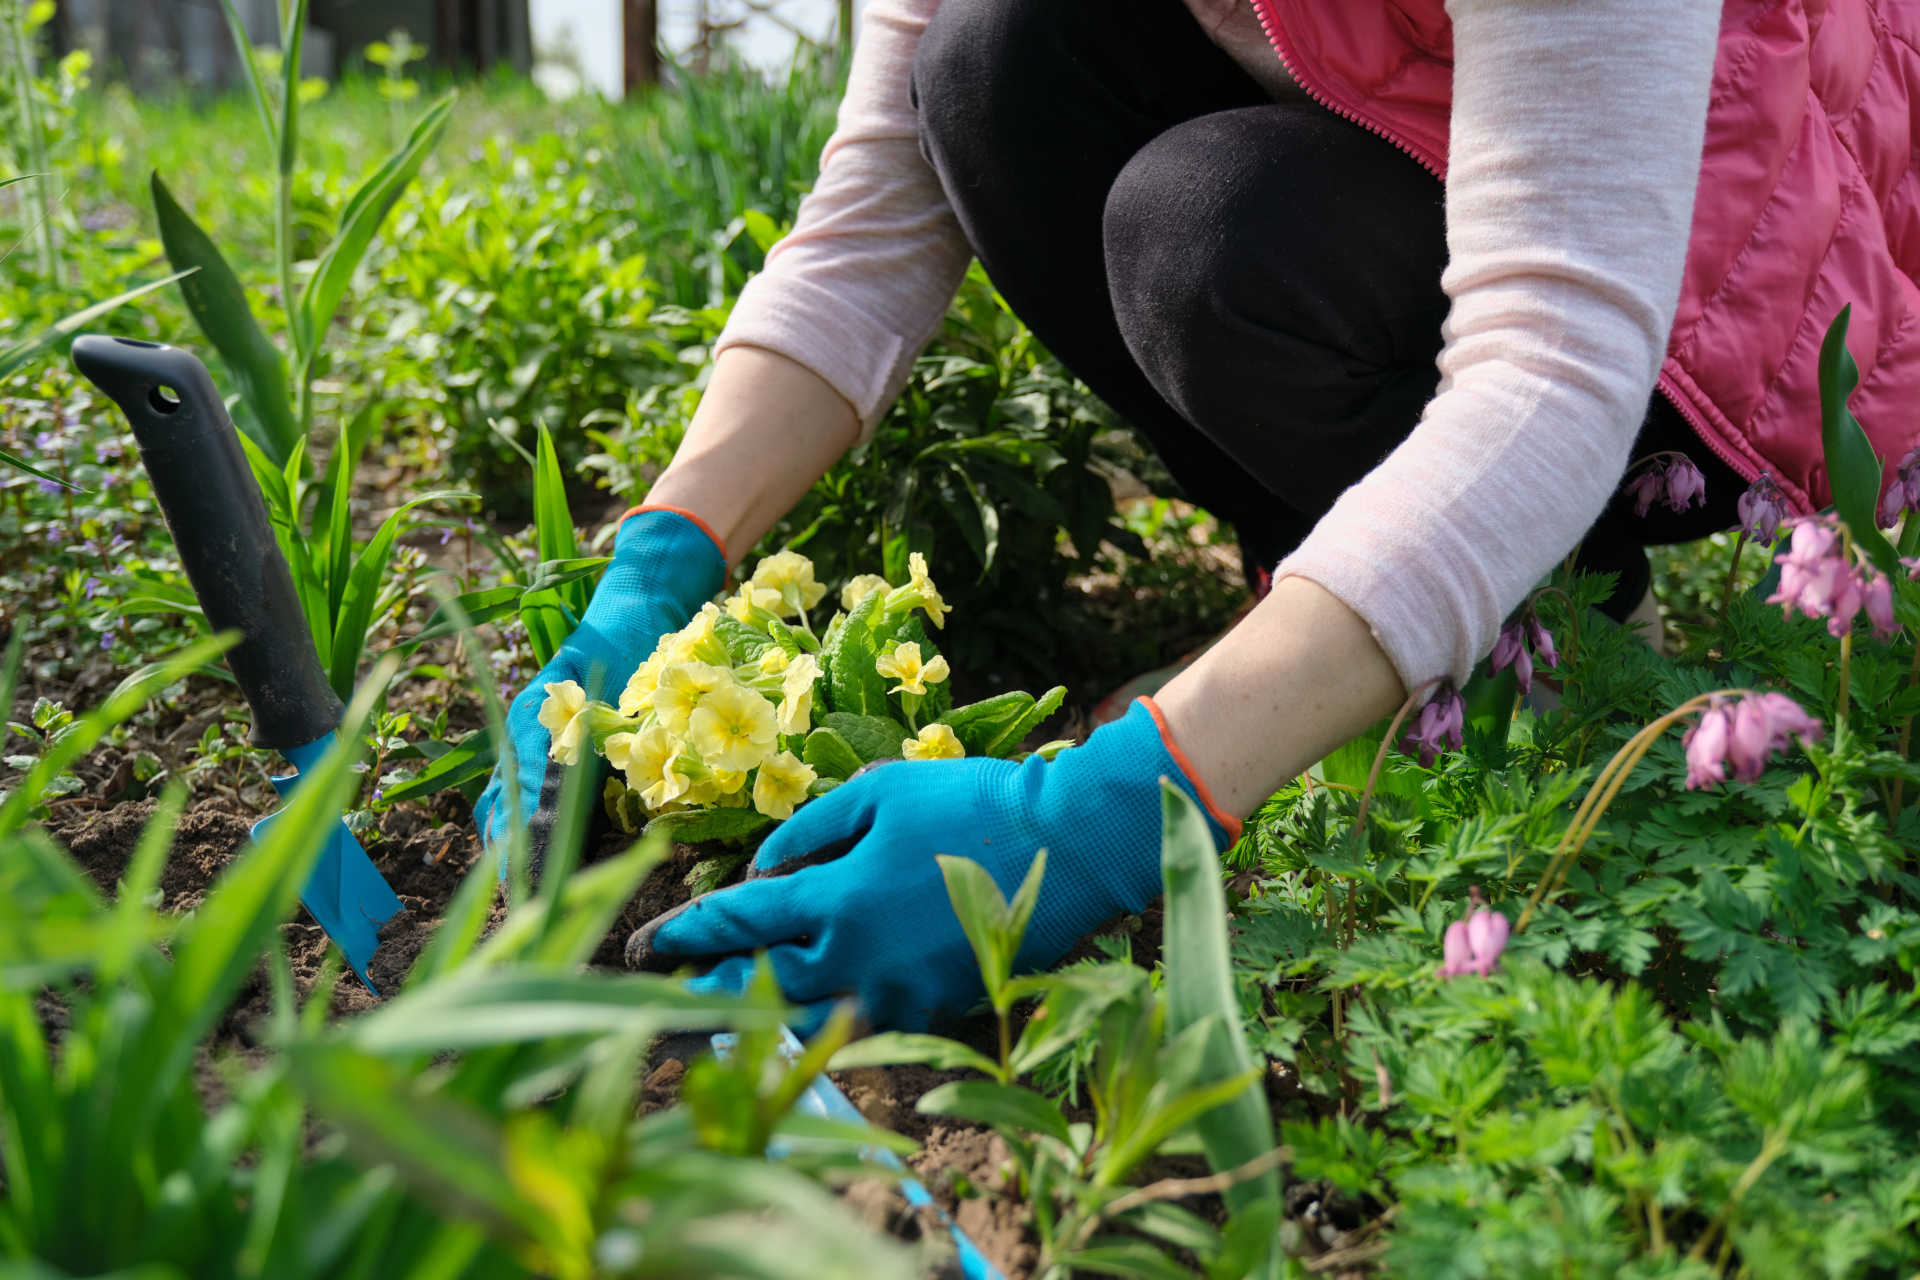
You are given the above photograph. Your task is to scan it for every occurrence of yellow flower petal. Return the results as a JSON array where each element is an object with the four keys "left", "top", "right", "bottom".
[
  {"left": 537, "top": 680, "right": 590, "bottom": 765},
  {"left": 752, "top": 750, "right": 816, "bottom": 820},
  {"left": 901, "top": 722, "right": 964, "bottom": 761},
  {"left": 840, "top": 573, "right": 891, "bottom": 611},
  {"left": 687, "top": 680, "right": 779, "bottom": 773}
]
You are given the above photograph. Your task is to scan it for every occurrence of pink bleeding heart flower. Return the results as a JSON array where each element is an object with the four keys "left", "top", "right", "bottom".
[
  {"left": 1862, "top": 569, "right": 1898, "bottom": 640},
  {"left": 1735, "top": 473, "right": 1791, "bottom": 543},
  {"left": 1685, "top": 692, "right": 1823, "bottom": 790},
  {"left": 1488, "top": 620, "right": 1533, "bottom": 694},
  {"left": 1882, "top": 447, "right": 1920, "bottom": 528},
  {"left": 1437, "top": 888, "right": 1509, "bottom": 980},
  {"left": 1625, "top": 468, "right": 1665, "bottom": 518},
  {"left": 1662, "top": 457, "right": 1707, "bottom": 513},
  {"left": 1683, "top": 703, "right": 1733, "bottom": 790},
  {"left": 1400, "top": 683, "right": 1466, "bottom": 768},
  {"left": 1526, "top": 614, "right": 1560, "bottom": 670}
]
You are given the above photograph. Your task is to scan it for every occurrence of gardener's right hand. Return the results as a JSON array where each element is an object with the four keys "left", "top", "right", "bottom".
[{"left": 473, "top": 506, "right": 727, "bottom": 866}]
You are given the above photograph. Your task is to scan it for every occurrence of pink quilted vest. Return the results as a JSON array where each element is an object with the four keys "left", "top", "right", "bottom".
[{"left": 1249, "top": 0, "right": 1920, "bottom": 516}]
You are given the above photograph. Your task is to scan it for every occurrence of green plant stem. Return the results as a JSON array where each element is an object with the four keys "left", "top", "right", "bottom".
[
  {"left": 1517, "top": 692, "right": 1730, "bottom": 932},
  {"left": 1717, "top": 530, "right": 1747, "bottom": 634},
  {"left": 1837, "top": 629, "right": 1853, "bottom": 726},
  {"left": 1686, "top": 1133, "right": 1785, "bottom": 1266},
  {"left": 8, "top": 2, "right": 60, "bottom": 287}
]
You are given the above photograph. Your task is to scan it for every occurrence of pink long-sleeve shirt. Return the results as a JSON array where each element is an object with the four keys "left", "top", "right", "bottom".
[{"left": 713, "top": 0, "right": 1722, "bottom": 694}]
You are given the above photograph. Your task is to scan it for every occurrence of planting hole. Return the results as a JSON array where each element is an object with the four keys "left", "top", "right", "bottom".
[{"left": 148, "top": 384, "right": 182, "bottom": 414}]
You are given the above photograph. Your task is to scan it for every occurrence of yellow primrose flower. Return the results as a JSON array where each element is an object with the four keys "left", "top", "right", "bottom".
[
  {"left": 725, "top": 584, "right": 786, "bottom": 625},
  {"left": 603, "top": 730, "right": 640, "bottom": 774},
  {"left": 902, "top": 722, "right": 965, "bottom": 761},
  {"left": 652, "top": 661, "right": 730, "bottom": 736},
  {"left": 756, "top": 646, "right": 792, "bottom": 676},
  {"left": 659, "top": 602, "right": 730, "bottom": 667},
  {"left": 628, "top": 725, "right": 691, "bottom": 811},
  {"left": 618, "top": 654, "right": 664, "bottom": 718},
  {"left": 882, "top": 552, "right": 950, "bottom": 629},
  {"left": 840, "top": 573, "right": 891, "bottom": 611},
  {"left": 874, "top": 642, "right": 950, "bottom": 696},
  {"left": 750, "top": 550, "right": 828, "bottom": 617},
  {"left": 777, "top": 653, "right": 822, "bottom": 734},
  {"left": 688, "top": 680, "right": 779, "bottom": 773},
  {"left": 752, "top": 750, "right": 817, "bottom": 820},
  {"left": 681, "top": 764, "right": 748, "bottom": 808},
  {"left": 538, "top": 680, "right": 591, "bottom": 765}
]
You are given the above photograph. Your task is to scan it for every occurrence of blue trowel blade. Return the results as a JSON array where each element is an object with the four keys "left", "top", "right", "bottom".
[{"left": 252, "top": 733, "right": 406, "bottom": 993}]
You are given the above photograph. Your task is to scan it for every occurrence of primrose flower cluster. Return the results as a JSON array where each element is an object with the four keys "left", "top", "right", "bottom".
[{"left": 539, "top": 548, "right": 1066, "bottom": 836}]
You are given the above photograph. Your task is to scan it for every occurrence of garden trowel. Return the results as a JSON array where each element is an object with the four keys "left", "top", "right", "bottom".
[{"left": 73, "top": 334, "right": 403, "bottom": 991}]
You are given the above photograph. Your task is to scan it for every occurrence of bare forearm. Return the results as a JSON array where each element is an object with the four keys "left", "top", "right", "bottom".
[
  {"left": 640, "top": 345, "right": 861, "bottom": 565},
  {"left": 1153, "top": 576, "right": 1406, "bottom": 819}
]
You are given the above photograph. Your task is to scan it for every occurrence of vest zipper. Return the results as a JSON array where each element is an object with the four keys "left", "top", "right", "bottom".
[
  {"left": 1247, "top": 0, "right": 1444, "bottom": 178},
  {"left": 1246, "top": 0, "right": 1776, "bottom": 511}
]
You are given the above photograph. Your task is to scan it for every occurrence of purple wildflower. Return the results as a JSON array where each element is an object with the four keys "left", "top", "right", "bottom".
[
  {"left": 1877, "top": 447, "right": 1920, "bottom": 528},
  {"left": 1489, "top": 620, "right": 1532, "bottom": 694},
  {"left": 1626, "top": 454, "right": 1709, "bottom": 517},
  {"left": 1683, "top": 692, "right": 1823, "bottom": 791},
  {"left": 1488, "top": 604, "right": 1561, "bottom": 694},
  {"left": 1438, "top": 888, "right": 1509, "bottom": 979},
  {"left": 35, "top": 477, "right": 61, "bottom": 496},
  {"left": 1400, "top": 682, "right": 1466, "bottom": 768},
  {"left": 1736, "top": 473, "right": 1791, "bottom": 543},
  {"left": 99, "top": 632, "right": 115, "bottom": 651}
]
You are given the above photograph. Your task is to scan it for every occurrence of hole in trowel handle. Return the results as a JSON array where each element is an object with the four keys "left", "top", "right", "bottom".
[{"left": 147, "top": 384, "right": 182, "bottom": 415}]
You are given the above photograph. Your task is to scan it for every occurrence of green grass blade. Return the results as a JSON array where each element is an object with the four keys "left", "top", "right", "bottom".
[
  {"left": 405, "top": 585, "right": 524, "bottom": 648},
  {"left": 95, "top": 782, "right": 186, "bottom": 985},
  {"left": 380, "top": 732, "right": 495, "bottom": 804},
  {"left": 328, "top": 490, "right": 471, "bottom": 698},
  {"left": 136, "top": 655, "right": 391, "bottom": 1127},
  {"left": 0, "top": 270, "right": 192, "bottom": 382},
  {"left": 1157, "top": 782, "right": 1282, "bottom": 1268},
  {"left": 278, "top": 0, "right": 309, "bottom": 182},
  {"left": 322, "top": 409, "right": 366, "bottom": 629},
  {"left": 0, "top": 446, "right": 82, "bottom": 491},
  {"left": 212, "top": 0, "right": 277, "bottom": 148},
  {"left": 332, "top": 970, "right": 778, "bottom": 1054},
  {"left": 150, "top": 173, "right": 300, "bottom": 463},
  {"left": 531, "top": 424, "right": 585, "bottom": 618},
  {"left": 298, "top": 93, "right": 455, "bottom": 360},
  {"left": 0, "top": 633, "right": 234, "bottom": 837}
]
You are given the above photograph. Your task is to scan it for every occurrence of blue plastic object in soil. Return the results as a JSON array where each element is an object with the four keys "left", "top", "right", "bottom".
[
  {"left": 252, "top": 732, "right": 406, "bottom": 993},
  {"left": 711, "top": 1027, "right": 1007, "bottom": 1280}
]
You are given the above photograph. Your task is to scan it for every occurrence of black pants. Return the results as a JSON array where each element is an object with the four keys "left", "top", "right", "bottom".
[{"left": 910, "top": 0, "right": 1740, "bottom": 619}]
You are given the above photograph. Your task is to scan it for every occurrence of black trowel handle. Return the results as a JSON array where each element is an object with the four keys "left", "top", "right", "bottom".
[{"left": 73, "top": 334, "right": 344, "bottom": 750}]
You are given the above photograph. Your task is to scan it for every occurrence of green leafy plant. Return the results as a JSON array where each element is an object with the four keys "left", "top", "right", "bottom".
[
  {"left": 151, "top": 0, "right": 453, "bottom": 461},
  {"left": 107, "top": 397, "right": 472, "bottom": 703},
  {"left": 828, "top": 787, "right": 1283, "bottom": 1279}
]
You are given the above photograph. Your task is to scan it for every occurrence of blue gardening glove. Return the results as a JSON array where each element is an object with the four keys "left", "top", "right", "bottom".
[
  {"left": 473, "top": 507, "right": 726, "bottom": 863},
  {"left": 626, "top": 698, "right": 1239, "bottom": 1031}
]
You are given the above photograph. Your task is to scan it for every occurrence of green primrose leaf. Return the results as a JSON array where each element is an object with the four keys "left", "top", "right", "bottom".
[
  {"left": 801, "top": 726, "right": 865, "bottom": 780},
  {"left": 816, "top": 712, "right": 908, "bottom": 763},
  {"left": 641, "top": 807, "right": 772, "bottom": 845}
]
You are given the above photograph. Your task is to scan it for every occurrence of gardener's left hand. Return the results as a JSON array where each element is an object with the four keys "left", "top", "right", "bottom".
[{"left": 627, "top": 698, "right": 1240, "bottom": 1031}]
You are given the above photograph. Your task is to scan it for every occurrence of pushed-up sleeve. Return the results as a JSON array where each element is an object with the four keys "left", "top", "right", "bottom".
[
  {"left": 1273, "top": 0, "right": 1720, "bottom": 693},
  {"left": 713, "top": 0, "right": 973, "bottom": 439}
]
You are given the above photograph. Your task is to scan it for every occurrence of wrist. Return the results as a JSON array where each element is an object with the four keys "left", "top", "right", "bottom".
[{"left": 1136, "top": 697, "right": 1242, "bottom": 847}]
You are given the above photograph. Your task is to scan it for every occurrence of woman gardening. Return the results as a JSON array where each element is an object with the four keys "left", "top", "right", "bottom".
[{"left": 473, "top": 0, "right": 1920, "bottom": 1032}]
